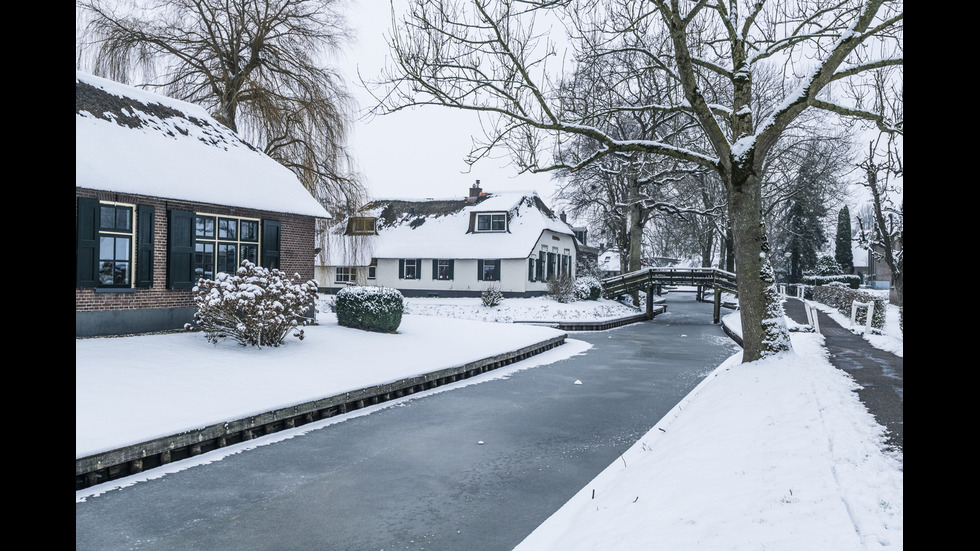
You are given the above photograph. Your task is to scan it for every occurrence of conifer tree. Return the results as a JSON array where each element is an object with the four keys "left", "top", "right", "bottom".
[{"left": 835, "top": 207, "right": 854, "bottom": 274}]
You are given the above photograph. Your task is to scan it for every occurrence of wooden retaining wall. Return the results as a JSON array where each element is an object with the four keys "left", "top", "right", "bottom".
[{"left": 76, "top": 334, "right": 567, "bottom": 491}]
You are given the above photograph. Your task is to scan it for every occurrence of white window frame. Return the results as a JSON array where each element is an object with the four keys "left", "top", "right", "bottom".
[
  {"left": 476, "top": 213, "right": 507, "bottom": 232},
  {"left": 335, "top": 266, "right": 356, "bottom": 284}
]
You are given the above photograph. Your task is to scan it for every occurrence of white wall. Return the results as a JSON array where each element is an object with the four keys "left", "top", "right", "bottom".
[{"left": 317, "top": 229, "right": 578, "bottom": 295}]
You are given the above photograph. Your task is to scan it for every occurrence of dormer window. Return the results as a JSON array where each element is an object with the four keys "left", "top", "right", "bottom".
[
  {"left": 476, "top": 213, "right": 507, "bottom": 232},
  {"left": 348, "top": 216, "right": 377, "bottom": 235}
]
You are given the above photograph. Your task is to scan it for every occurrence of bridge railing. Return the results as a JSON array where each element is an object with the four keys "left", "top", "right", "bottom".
[{"left": 601, "top": 267, "right": 737, "bottom": 298}]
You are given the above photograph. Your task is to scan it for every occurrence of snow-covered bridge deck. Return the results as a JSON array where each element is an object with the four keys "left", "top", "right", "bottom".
[{"left": 601, "top": 267, "right": 737, "bottom": 322}]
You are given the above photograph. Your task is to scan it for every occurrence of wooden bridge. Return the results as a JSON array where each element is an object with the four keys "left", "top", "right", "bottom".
[{"left": 601, "top": 267, "right": 738, "bottom": 323}]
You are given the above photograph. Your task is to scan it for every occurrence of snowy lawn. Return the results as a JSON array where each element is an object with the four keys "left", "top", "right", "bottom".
[{"left": 76, "top": 290, "right": 903, "bottom": 550}]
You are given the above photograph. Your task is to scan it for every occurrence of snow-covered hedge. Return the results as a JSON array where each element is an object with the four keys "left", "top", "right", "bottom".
[
  {"left": 187, "top": 260, "right": 318, "bottom": 347},
  {"left": 802, "top": 274, "right": 861, "bottom": 289},
  {"left": 574, "top": 276, "right": 602, "bottom": 301},
  {"left": 335, "top": 285, "right": 404, "bottom": 333},
  {"left": 811, "top": 285, "right": 886, "bottom": 330}
]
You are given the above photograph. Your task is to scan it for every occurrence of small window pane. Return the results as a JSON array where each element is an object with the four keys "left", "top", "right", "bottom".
[
  {"left": 217, "top": 243, "right": 238, "bottom": 274},
  {"left": 116, "top": 208, "right": 132, "bottom": 232},
  {"left": 240, "top": 220, "right": 259, "bottom": 242},
  {"left": 218, "top": 218, "right": 237, "bottom": 240},
  {"left": 241, "top": 244, "right": 258, "bottom": 265},
  {"left": 478, "top": 215, "right": 491, "bottom": 231},
  {"left": 113, "top": 262, "right": 130, "bottom": 285},
  {"left": 196, "top": 216, "right": 215, "bottom": 238},
  {"left": 100, "top": 206, "right": 115, "bottom": 230},
  {"left": 491, "top": 214, "right": 505, "bottom": 231},
  {"left": 114, "top": 236, "right": 130, "bottom": 260}
]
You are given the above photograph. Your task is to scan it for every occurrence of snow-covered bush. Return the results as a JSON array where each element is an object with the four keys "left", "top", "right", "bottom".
[
  {"left": 481, "top": 285, "right": 503, "bottom": 307},
  {"left": 802, "top": 274, "right": 861, "bottom": 289},
  {"left": 812, "top": 285, "right": 886, "bottom": 330},
  {"left": 547, "top": 274, "right": 576, "bottom": 303},
  {"left": 809, "top": 254, "right": 843, "bottom": 276},
  {"left": 335, "top": 286, "right": 404, "bottom": 333},
  {"left": 574, "top": 276, "right": 603, "bottom": 301},
  {"left": 187, "top": 260, "right": 318, "bottom": 347}
]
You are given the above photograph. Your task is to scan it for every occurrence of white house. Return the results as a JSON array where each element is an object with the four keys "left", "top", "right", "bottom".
[{"left": 317, "top": 182, "right": 580, "bottom": 296}]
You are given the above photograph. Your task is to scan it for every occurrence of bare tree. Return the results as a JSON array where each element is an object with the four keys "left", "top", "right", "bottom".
[
  {"left": 857, "top": 133, "right": 902, "bottom": 305},
  {"left": 76, "top": 0, "right": 365, "bottom": 215},
  {"left": 373, "top": 0, "right": 902, "bottom": 361}
]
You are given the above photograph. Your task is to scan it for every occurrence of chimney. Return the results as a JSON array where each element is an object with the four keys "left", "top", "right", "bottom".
[
  {"left": 467, "top": 180, "right": 482, "bottom": 202},
  {"left": 560, "top": 211, "right": 567, "bottom": 223}
]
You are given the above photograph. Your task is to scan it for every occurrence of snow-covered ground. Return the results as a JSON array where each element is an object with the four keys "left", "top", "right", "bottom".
[{"left": 76, "top": 290, "right": 903, "bottom": 550}]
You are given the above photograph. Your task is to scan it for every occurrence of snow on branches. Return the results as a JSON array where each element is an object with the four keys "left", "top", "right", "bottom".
[{"left": 187, "top": 260, "right": 318, "bottom": 347}]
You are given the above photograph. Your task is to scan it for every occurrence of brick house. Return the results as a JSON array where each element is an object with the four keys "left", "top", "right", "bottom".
[{"left": 76, "top": 71, "right": 330, "bottom": 337}]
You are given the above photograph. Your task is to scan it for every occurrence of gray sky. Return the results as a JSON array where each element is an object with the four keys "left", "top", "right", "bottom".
[{"left": 339, "top": 0, "right": 561, "bottom": 203}]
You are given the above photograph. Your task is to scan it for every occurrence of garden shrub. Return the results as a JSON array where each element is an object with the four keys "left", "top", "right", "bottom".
[
  {"left": 574, "top": 276, "right": 603, "bottom": 301},
  {"left": 811, "top": 285, "right": 886, "bottom": 330},
  {"left": 802, "top": 274, "right": 861, "bottom": 289},
  {"left": 547, "top": 273, "right": 576, "bottom": 303},
  {"left": 335, "top": 286, "right": 404, "bottom": 333},
  {"left": 481, "top": 285, "right": 503, "bottom": 307},
  {"left": 187, "top": 260, "right": 318, "bottom": 347}
]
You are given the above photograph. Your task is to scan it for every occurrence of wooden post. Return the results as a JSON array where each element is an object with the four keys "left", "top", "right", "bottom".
[
  {"left": 713, "top": 286, "right": 721, "bottom": 324},
  {"left": 646, "top": 285, "right": 654, "bottom": 319}
]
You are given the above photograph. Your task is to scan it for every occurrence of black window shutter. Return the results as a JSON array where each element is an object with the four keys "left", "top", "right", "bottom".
[
  {"left": 399, "top": 259, "right": 405, "bottom": 279},
  {"left": 448, "top": 260, "right": 454, "bottom": 280},
  {"left": 416, "top": 259, "right": 422, "bottom": 280},
  {"left": 261, "top": 219, "right": 281, "bottom": 269},
  {"left": 528, "top": 258, "right": 534, "bottom": 282},
  {"left": 168, "top": 210, "right": 195, "bottom": 288},
  {"left": 477, "top": 259, "right": 484, "bottom": 281},
  {"left": 136, "top": 204, "right": 155, "bottom": 288},
  {"left": 76, "top": 197, "right": 99, "bottom": 288},
  {"left": 168, "top": 209, "right": 195, "bottom": 289},
  {"left": 432, "top": 259, "right": 438, "bottom": 279}
]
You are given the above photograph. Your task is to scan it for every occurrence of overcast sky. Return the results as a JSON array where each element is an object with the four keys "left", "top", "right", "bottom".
[{"left": 337, "top": 0, "right": 561, "bottom": 203}]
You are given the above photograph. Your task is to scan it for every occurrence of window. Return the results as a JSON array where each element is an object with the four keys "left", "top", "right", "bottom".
[
  {"left": 399, "top": 258, "right": 421, "bottom": 279},
  {"left": 368, "top": 259, "right": 377, "bottom": 280},
  {"left": 194, "top": 214, "right": 260, "bottom": 279},
  {"left": 97, "top": 203, "right": 134, "bottom": 286},
  {"left": 433, "top": 259, "right": 454, "bottom": 280},
  {"left": 77, "top": 199, "right": 155, "bottom": 289},
  {"left": 476, "top": 213, "right": 507, "bottom": 232},
  {"left": 478, "top": 259, "right": 500, "bottom": 281},
  {"left": 349, "top": 217, "right": 377, "bottom": 235},
  {"left": 167, "top": 210, "right": 279, "bottom": 289},
  {"left": 335, "top": 266, "right": 356, "bottom": 284}
]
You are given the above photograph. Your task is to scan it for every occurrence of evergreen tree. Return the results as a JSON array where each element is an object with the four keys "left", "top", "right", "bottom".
[
  {"left": 774, "top": 161, "right": 830, "bottom": 284},
  {"left": 835, "top": 206, "right": 854, "bottom": 274}
]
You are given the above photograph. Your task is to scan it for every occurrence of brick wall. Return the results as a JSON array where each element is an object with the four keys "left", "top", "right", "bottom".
[{"left": 76, "top": 188, "right": 319, "bottom": 314}]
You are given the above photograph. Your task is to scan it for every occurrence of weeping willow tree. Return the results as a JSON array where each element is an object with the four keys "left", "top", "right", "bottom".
[{"left": 76, "top": 0, "right": 365, "bottom": 216}]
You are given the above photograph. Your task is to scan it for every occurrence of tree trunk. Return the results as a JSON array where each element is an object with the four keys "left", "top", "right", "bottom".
[
  {"left": 627, "top": 179, "right": 644, "bottom": 306},
  {"left": 728, "top": 169, "right": 791, "bottom": 362}
]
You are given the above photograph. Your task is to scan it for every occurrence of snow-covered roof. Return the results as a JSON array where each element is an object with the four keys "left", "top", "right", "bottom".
[
  {"left": 322, "top": 190, "right": 576, "bottom": 265},
  {"left": 75, "top": 70, "right": 330, "bottom": 219}
]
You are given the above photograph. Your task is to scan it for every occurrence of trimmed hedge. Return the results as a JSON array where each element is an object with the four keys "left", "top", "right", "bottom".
[
  {"left": 335, "top": 286, "right": 404, "bottom": 333},
  {"left": 802, "top": 274, "right": 861, "bottom": 289},
  {"left": 811, "top": 285, "right": 886, "bottom": 330}
]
